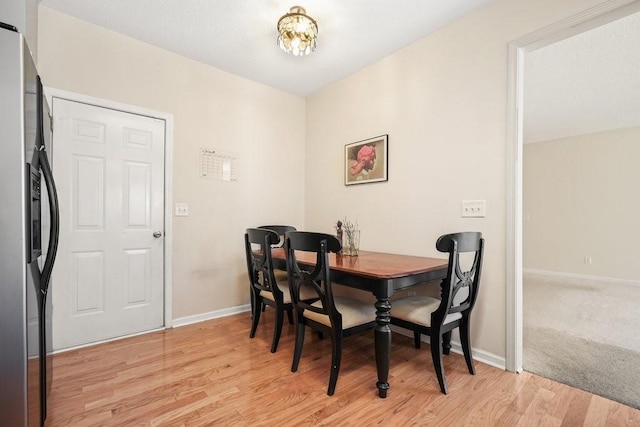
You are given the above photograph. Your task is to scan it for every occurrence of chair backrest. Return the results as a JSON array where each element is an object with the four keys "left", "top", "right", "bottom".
[
  {"left": 245, "top": 228, "right": 282, "bottom": 298},
  {"left": 432, "top": 232, "right": 484, "bottom": 325},
  {"left": 285, "top": 231, "right": 342, "bottom": 327},
  {"left": 258, "top": 225, "right": 297, "bottom": 247}
]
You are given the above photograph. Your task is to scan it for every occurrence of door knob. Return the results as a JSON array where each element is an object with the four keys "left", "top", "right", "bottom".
[{"left": 153, "top": 231, "right": 163, "bottom": 238}]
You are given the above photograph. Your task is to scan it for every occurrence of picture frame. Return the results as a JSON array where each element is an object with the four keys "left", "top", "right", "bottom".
[{"left": 344, "top": 134, "right": 388, "bottom": 186}]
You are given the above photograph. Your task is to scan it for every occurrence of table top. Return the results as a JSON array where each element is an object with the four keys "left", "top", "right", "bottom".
[{"left": 271, "top": 248, "right": 448, "bottom": 280}]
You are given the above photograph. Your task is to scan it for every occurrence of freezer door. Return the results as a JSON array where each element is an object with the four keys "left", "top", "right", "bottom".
[{"left": 0, "top": 27, "right": 41, "bottom": 427}]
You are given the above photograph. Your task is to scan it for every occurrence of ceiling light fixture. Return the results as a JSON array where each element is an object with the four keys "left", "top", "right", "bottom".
[{"left": 277, "top": 6, "right": 318, "bottom": 56}]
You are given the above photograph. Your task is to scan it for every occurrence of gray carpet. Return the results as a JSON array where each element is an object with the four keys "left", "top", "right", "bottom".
[{"left": 523, "top": 271, "right": 640, "bottom": 409}]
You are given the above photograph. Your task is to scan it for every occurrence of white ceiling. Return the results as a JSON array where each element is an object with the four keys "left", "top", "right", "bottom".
[
  {"left": 524, "top": 11, "right": 640, "bottom": 143},
  {"left": 39, "top": 0, "right": 492, "bottom": 98},
  {"left": 39, "top": 1, "right": 640, "bottom": 142}
]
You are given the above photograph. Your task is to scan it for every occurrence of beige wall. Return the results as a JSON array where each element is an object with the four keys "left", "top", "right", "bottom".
[
  {"left": 524, "top": 126, "right": 640, "bottom": 281},
  {"left": 38, "top": 0, "right": 614, "bottom": 359},
  {"left": 37, "top": 7, "right": 306, "bottom": 319},
  {"left": 304, "top": 0, "right": 605, "bottom": 358}
]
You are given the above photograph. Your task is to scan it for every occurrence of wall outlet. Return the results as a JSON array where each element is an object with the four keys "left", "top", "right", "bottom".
[
  {"left": 461, "top": 200, "right": 486, "bottom": 218},
  {"left": 584, "top": 256, "right": 593, "bottom": 265},
  {"left": 175, "top": 203, "right": 189, "bottom": 216}
]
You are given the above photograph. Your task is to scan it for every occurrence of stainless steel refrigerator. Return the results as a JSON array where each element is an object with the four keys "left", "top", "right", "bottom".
[{"left": 0, "top": 22, "right": 59, "bottom": 426}]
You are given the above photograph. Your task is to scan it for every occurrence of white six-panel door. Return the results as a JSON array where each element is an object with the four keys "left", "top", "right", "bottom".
[{"left": 52, "top": 98, "right": 165, "bottom": 350}]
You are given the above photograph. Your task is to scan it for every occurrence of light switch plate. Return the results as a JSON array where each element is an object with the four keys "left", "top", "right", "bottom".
[
  {"left": 175, "top": 203, "right": 189, "bottom": 216},
  {"left": 461, "top": 200, "right": 486, "bottom": 218}
]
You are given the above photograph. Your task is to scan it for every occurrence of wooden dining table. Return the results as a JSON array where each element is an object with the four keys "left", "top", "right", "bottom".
[{"left": 270, "top": 248, "right": 448, "bottom": 398}]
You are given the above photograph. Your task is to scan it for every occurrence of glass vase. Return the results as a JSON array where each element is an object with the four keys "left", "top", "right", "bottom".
[{"left": 343, "top": 230, "right": 360, "bottom": 256}]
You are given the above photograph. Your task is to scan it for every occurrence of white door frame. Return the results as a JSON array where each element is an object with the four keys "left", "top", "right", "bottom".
[
  {"left": 45, "top": 88, "right": 174, "bottom": 329},
  {"left": 505, "top": 0, "right": 640, "bottom": 372}
]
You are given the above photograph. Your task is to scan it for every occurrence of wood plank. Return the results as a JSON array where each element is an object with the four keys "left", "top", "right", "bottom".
[{"left": 45, "top": 310, "right": 640, "bottom": 426}]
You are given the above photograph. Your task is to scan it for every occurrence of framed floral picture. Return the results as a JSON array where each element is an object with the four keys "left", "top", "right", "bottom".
[{"left": 344, "top": 134, "right": 388, "bottom": 186}]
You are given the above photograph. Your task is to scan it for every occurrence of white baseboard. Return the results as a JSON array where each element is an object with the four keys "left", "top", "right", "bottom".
[
  {"left": 57, "top": 307, "right": 506, "bottom": 371},
  {"left": 175, "top": 308, "right": 506, "bottom": 369},
  {"left": 391, "top": 327, "right": 506, "bottom": 370},
  {"left": 523, "top": 268, "right": 640, "bottom": 287},
  {"left": 173, "top": 311, "right": 506, "bottom": 370},
  {"left": 172, "top": 304, "right": 251, "bottom": 328}
]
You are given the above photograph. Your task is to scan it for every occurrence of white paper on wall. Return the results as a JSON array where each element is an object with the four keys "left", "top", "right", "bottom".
[{"left": 199, "top": 148, "right": 238, "bottom": 181}]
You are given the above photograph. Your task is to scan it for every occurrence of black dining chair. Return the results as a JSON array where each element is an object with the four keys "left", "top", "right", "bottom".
[
  {"left": 258, "top": 225, "right": 296, "bottom": 282},
  {"left": 285, "top": 231, "right": 376, "bottom": 396},
  {"left": 257, "top": 225, "right": 296, "bottom": 248},
  {"left": 390, "top": 232, "right": 484, "bottom": 394},
  {"left": 245, "top": 228, "right": 316, "bottom": 353},
  {"left": 257, "top": 225, "right": 297, "bottom": 317}
]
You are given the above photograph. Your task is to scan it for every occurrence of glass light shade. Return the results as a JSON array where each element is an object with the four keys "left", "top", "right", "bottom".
[{"left": 277, "top": 6, "right": 318, "bottom": 56}]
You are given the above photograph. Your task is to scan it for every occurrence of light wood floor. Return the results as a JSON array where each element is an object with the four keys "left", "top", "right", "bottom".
[{"left": 46, "top": 310, "right": 640, "bottom": 426}]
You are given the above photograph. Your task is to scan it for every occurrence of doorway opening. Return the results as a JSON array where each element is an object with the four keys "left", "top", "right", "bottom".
[{"left": 506, "top": 0, "right": 640, "bottom": 402}]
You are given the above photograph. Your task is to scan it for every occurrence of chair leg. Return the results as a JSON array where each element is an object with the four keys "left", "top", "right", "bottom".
[
  {"left": 250, "top": 291, "right": 254, "bottom": 319},
  {"left": 430, "top": 332, "right": 448, "bottom": 394},
  {"left": 249, "top": 297, "right": 261, "bottom": 338},
  {"left": 291, "top": 321, "right": 306, "bottom": 372},
  {"left": 413, "top": 331, "right": 421, "bottom": 349},
  {"left": 271, "top": 307, "right": 284, "bottom": 353},
  {"left": 327, "top": 330, "right": 343, "bottom": 396},
  {"left": 286, "top": 308, "right": 294, "bottom": 325},
  {"left": 460, "top": 318, "right": 475, "bottom": 375},
  {"left": 443, "top": 331, "right": 452, "bottom": 355}
]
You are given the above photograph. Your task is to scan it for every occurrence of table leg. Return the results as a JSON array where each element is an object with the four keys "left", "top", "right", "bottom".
[{"left": 374, "top": 298, "right": 391, "bottom": 398}]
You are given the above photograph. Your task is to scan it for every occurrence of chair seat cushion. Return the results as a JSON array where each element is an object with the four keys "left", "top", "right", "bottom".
[
  {"left": 391, "top": 295, "right": 462, "bottom": 327},
  {"left": 261, "top": 280, "right": 316, "bottom": 304},
  {"left": 304, "top": 296, "right": 376, "bottom": 329},
  {"left": 273, "top": 269, "right": 288, "bottom": 282}
]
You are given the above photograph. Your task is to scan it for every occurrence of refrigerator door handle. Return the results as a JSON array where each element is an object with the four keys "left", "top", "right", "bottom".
[
  {"left": 36, "top": 76, "right": 59, "bottom": 294},
  {"left": 39, "top": 146, "right": 58, "bottom": 294}
]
